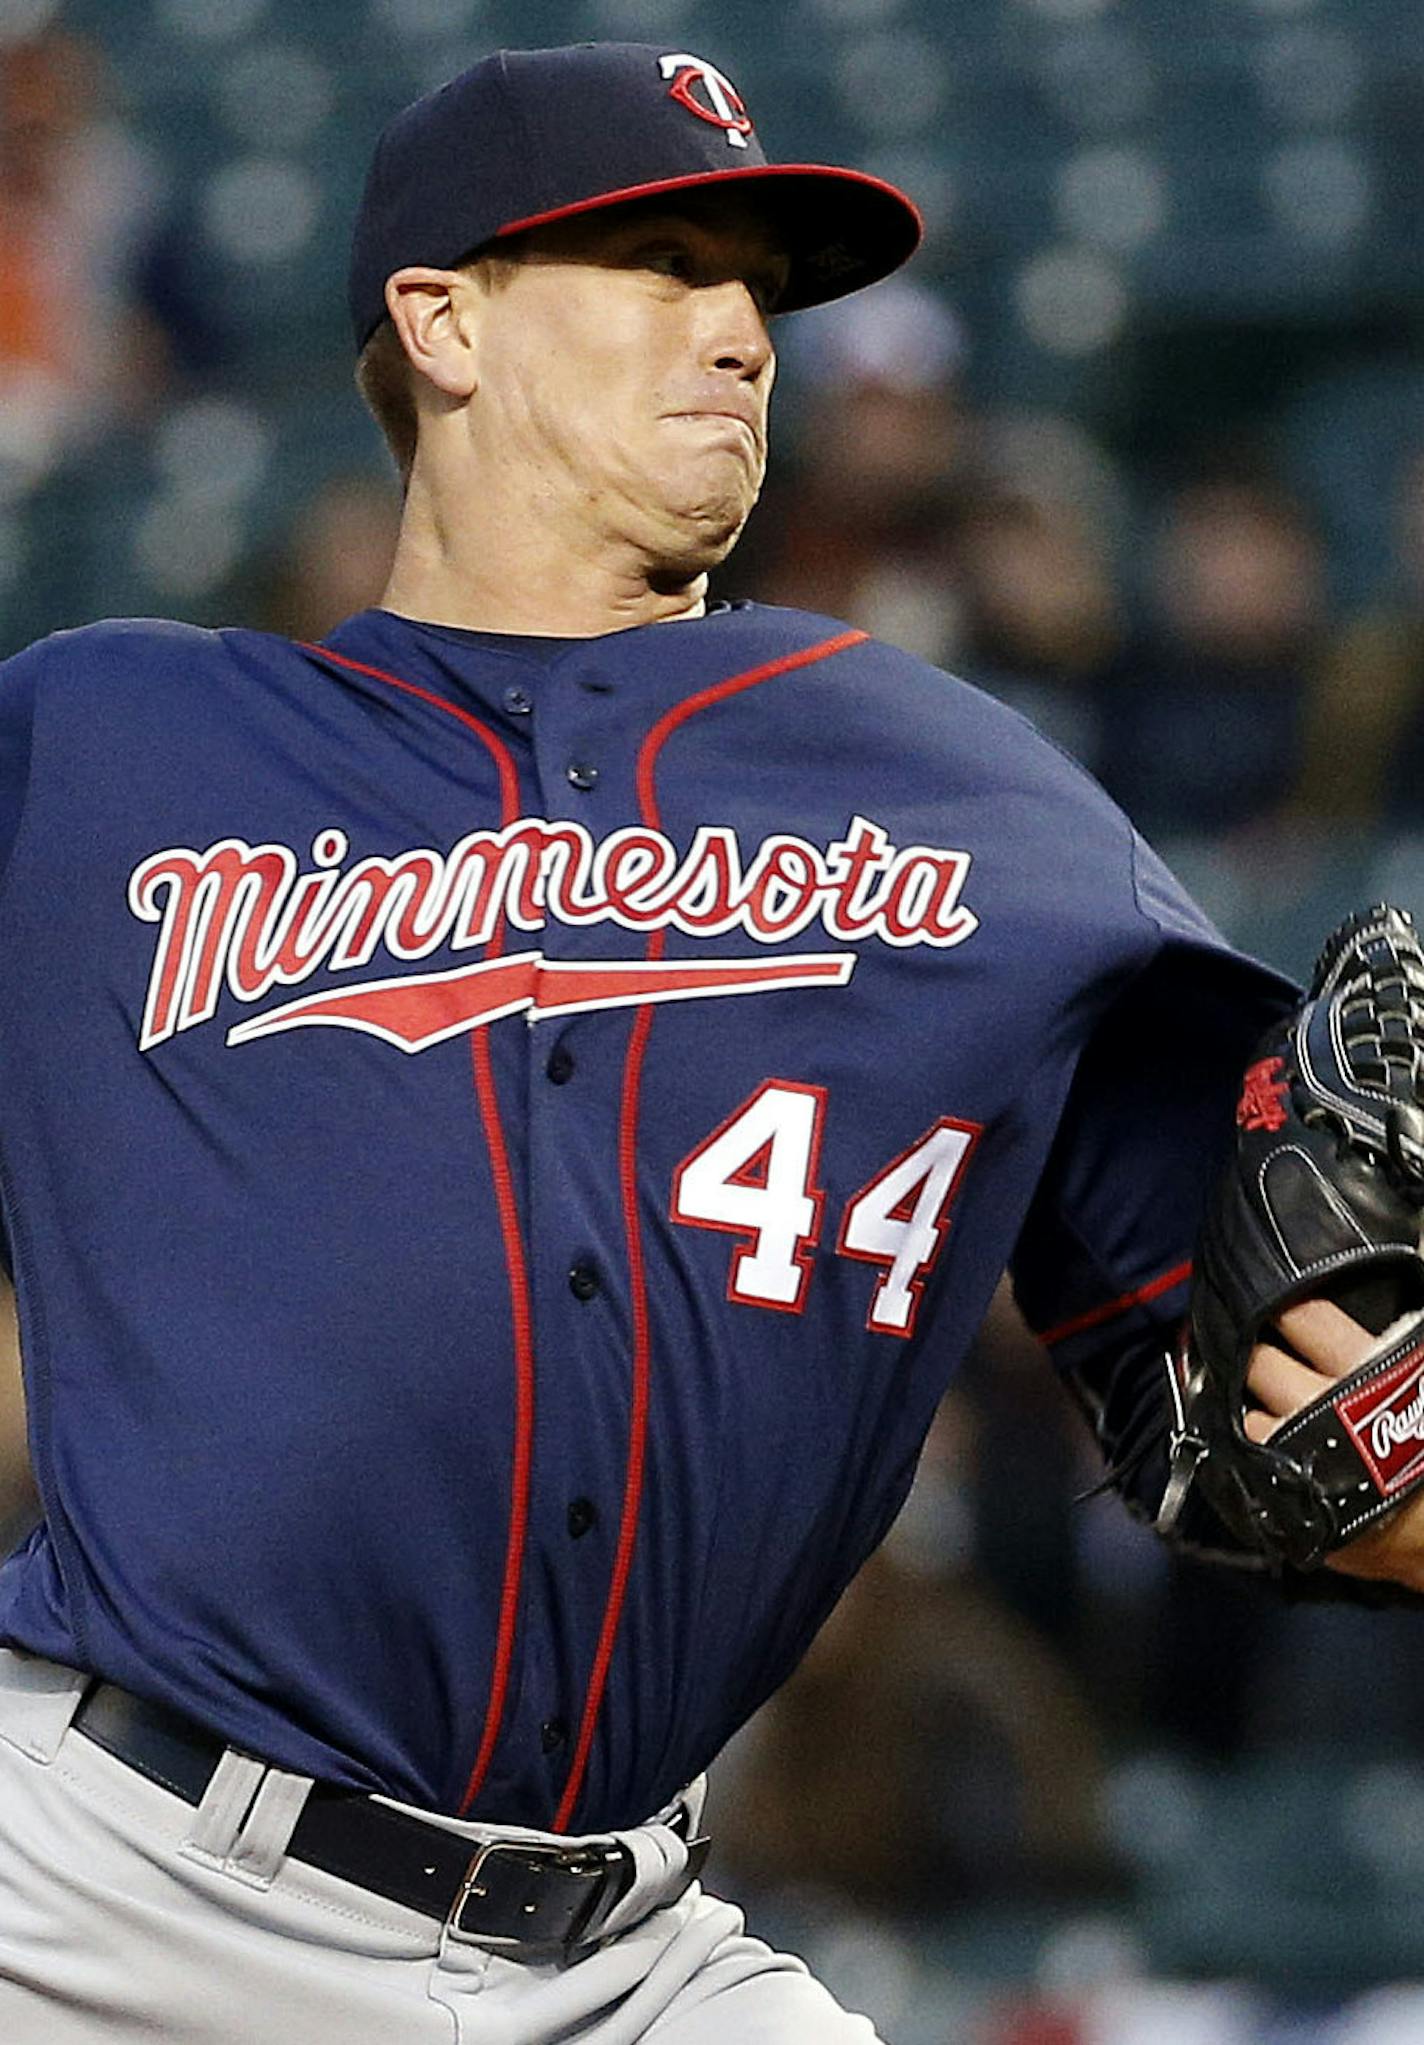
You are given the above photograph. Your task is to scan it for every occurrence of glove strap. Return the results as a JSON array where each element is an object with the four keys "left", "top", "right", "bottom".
[
  {"left": 1156, "top": 1342, "right": 1208, "bottom": 1540},
  {"left": 1268, "top": 1314, "right": 1424, "bottom": 1558}
]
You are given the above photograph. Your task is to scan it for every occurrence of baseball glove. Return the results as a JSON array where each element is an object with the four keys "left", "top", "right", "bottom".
[{"left": 1159, "top": 904, "right": 1424, "bottom": 1571}]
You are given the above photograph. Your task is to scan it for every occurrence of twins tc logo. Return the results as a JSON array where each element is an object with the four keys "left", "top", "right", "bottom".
[{"left": 659, "top": 52, "right": 753, "bottom": 149}]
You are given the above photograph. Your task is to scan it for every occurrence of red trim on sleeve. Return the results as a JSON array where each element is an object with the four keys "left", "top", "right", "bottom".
[
  {"left": 552, "top": 626, "right": 866, "bottom": 1830},
  {"left": 1035, "top": 1258, "right": 1193, "bottom": 1350},
  {"left": 299, "top": 642, "right": 533, "bottom": 1818}
]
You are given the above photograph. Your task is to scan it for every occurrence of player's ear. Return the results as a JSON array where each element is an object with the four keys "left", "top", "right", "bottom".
[{"left": 384, "top": 268, "right": 480, "bottom": 401}]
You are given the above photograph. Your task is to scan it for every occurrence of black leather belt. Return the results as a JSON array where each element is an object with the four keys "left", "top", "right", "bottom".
[{"left": 72, "top": 1682, "right": 704, "bottom": 1953}]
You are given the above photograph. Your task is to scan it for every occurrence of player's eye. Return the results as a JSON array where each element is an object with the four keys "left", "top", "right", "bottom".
[
  {"left": 639, "top": 245, "right": 696, "bottom": 282},
  {"left": 748, "top": 268, "right": 788, "bottom": 317}
]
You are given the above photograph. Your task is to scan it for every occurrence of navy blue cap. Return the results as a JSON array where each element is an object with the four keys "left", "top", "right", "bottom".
[{"left": 348, "top": 42, "right": 923, "bottom": 349}]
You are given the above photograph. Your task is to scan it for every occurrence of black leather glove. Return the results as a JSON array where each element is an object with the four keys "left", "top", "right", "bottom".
[{"left": 1159, "top": 905, "right": 1424, "bottom": 1570}]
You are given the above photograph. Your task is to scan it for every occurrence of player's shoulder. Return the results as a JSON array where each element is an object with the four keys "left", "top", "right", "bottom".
[
  {"left": 726, "top": 600, "right": 1121, "bottom": 801},
  {"left": 722, "top": 597, "right": 1052, "bottom": 715},
  {"left": 0, "top": 616, "right": 306, "bottom": 709},
  {"left": 3, "top": 615, "right": 220, "bottom": 670},
  {"left": 715, "top": 598, "right": 909, "bottom": 667}
]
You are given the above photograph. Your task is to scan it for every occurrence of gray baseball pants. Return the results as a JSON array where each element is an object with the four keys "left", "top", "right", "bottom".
[{"left": 0, "top": 1649, "right": 882, "bottom": 2043}]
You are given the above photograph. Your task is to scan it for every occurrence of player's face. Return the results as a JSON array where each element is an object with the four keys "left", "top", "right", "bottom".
[{"left": 468, "top": 197, "right": 786, "bottom": 576}]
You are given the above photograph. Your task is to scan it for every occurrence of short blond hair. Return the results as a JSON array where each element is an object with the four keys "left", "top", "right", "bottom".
[{"left": 355, "top": 319, "right": 419, "bottom": 487}]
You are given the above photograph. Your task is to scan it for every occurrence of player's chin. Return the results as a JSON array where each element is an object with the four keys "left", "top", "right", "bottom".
[
  {"left": 652, "top": 519, "right": 748, "bottom": 583},
  {"left": 660, "top": 478, "right": 762, "bottom": 566}
]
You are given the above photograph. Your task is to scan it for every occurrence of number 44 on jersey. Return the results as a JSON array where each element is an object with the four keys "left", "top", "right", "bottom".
[{"left": 672, "top": 1080, "right": 980, "bottom": 1335}]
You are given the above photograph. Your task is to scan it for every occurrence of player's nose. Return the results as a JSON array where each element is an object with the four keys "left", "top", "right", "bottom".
[{"left": 701, "top": 278, "right": 774, "bottom": 382}]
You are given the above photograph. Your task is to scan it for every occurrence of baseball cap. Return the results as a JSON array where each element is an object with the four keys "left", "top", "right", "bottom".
[{"left": 348, "top": 42, "right": 923, "bottom": 350}]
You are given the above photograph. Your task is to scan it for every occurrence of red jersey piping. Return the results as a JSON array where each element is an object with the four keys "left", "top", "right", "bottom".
[
  {"left": 298, "top": 642, "right": 534, "bottom": 1817},
  {"left": 552, "top": 626, "right": 868, "bottom": 1830}
]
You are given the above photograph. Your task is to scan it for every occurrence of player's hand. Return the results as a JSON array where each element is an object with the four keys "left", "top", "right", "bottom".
[{"left": 1245, "top": 1299, "right": 1424, "bottom": 1587}]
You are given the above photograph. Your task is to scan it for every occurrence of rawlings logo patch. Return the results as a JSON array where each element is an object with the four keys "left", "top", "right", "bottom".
[{"left": 1336, "top": 1343, "right": 1424, "bottom": 1496}]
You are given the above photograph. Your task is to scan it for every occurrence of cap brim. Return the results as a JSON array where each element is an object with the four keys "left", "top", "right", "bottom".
[{"left": 492, "top": 164, "right": 923, "bottom": 313}]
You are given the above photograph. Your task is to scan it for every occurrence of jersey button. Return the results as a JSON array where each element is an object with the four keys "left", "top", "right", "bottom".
[
  {"left": 546, "top": 1046, "right": 575, "bottom": 1085},
  {"left": 566, "top": 762, "right": 599, "bottom": 792},
  {"left": 502, "top": 685, "right": 533, "bottom": 716},
  {"left": 541, "top": 1717, "right": 568, "bottom": 1754},
  {"left": 566, "top": 1497, "right": 597, "bottom": 1539},
  {"left": 569, "top": 1263, "right": 600, "bottom": 1301}
]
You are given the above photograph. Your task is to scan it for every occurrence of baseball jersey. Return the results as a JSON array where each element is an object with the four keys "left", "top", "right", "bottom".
[{"left": 0, "top": 600, "right": 1293, "bottom": 1830}]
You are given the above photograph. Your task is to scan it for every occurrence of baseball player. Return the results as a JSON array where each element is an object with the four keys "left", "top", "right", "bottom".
[{"left": 1, "top": 40, "right": 1422, "bottom": 2045}]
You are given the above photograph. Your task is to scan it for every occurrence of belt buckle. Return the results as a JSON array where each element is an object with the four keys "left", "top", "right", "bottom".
[{"left": 445, "top": 1837, "right": 627, "bottom": 1954}]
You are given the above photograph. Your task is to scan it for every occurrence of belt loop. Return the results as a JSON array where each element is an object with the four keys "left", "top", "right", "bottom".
[
  {"left": 229, "top": 1767, "right": 314, "bottom": 1887},
  {"left": 677, "top": 1775, "right": 709, "bottom": 1837},
  {"left": 0, "top": 1649, "right": 89, "bottom": 1763},
  {"left": 590, "top": 1819, "right": 697, "bottom": 1946},
  {"left": 181, "top": 1749, "right": 267, "bottom": 1869}
]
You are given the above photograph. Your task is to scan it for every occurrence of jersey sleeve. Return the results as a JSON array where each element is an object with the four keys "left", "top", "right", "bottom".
[
  {"left": 1012, "top": 941, "right": 1296, "bottom": 1353},
  {"left": 0, "top": 620, "right": 216, "bottom": 911},
  {"left": 1010, "top": 832, "right": 1297, "bottom": 1429}
]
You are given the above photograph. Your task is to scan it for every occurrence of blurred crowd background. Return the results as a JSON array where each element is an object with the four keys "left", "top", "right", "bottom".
[{"left": 3, "top": 0, "right": 1424, "bottom": 2038}]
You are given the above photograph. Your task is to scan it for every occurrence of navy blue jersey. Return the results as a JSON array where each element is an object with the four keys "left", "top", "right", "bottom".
[{"left": 0, "top": 601, "right": 1291, "bottom": 1829}]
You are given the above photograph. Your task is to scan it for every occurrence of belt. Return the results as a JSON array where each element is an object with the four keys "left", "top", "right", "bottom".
[{"left": 72, "top": 1682, "right": 706, "bottom": 1953}]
